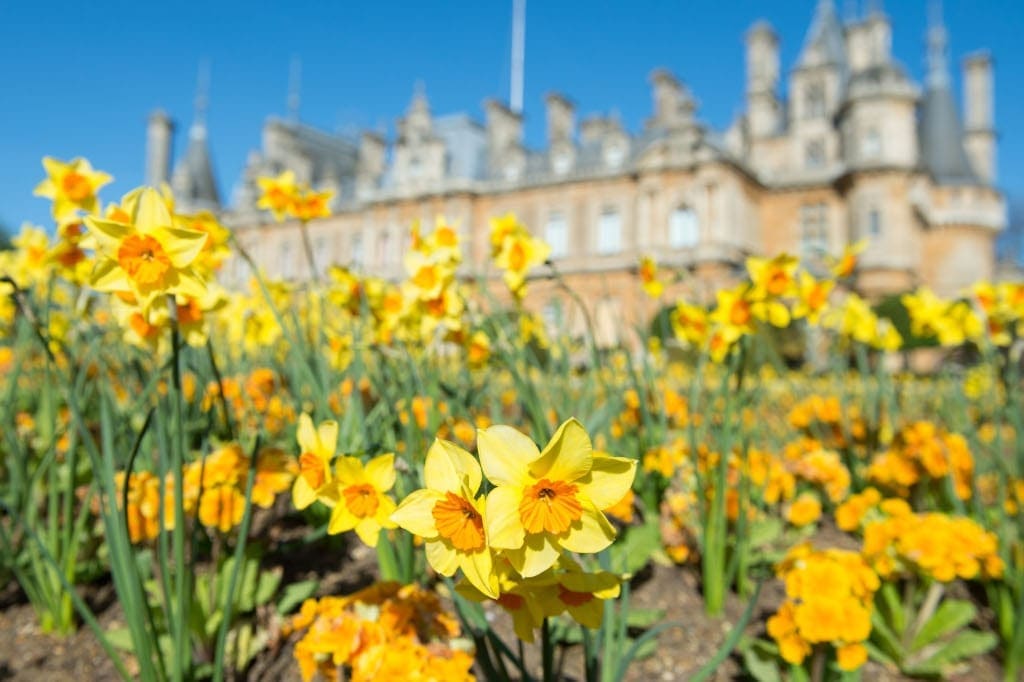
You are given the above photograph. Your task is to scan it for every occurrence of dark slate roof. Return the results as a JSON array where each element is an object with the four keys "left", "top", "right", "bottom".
[
  {"left": 172, "top": 125, "right": 220, "bottom": 209},
  {"left": 798, "top": 0, "right": 847, "bottom": 69},
  {"left": 919, "top": 85, "right": 977, "bottom": 185}
]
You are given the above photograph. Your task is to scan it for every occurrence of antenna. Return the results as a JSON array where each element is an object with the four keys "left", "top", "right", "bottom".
[
  {"left": 194, "top": 58, "right": 210, "bottom": 133},
  {"left": 510, "top": 0, "right": 526, "bottom": 113},
  {"left": 288, "top": 55, "right": 302, "bottom": 123}
]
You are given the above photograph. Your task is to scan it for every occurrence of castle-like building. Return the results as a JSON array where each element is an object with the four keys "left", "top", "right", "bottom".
[{"left": 146, "top": 1, "right": 1005, "bottom": 342}]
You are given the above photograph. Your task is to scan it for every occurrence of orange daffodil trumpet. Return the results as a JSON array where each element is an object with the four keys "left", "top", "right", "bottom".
[
  {"left": 83, "top": 187, "right": 209, "bottom": 312},
  {"left": 480, "top": 418, "right": 636, "bottom": 577},
  {"left": 391, "top": 438, "right": 499, "bottom": 598}
]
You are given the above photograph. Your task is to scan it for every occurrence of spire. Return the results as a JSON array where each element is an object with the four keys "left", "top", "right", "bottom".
[
  {"left": 171, "top": 59, "right": 220, "bottom": 211},
  {"left": 287, "top": 55, "right": 302, "bottom": 123},
  {"left": 798, "top": 0, "right": 847, "bottom": 68},
  {"left": 510, "top": 0, "right": 526, "bottom": 114},
  {"left": 192, "top": 58, "right": 210, "bottom": 137},
  {"left": 926, "top": 0, "right": 949, "bottom": 89},
  {"left": 919, "top": 0, "right": 975, "bottom": 184}
]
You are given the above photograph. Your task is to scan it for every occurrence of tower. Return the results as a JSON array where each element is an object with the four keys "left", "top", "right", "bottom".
[
  {"left": 145, "top": 110, "right": 174, "bottom": 187},
  {"left": 745, "top": 21, "right": 781, "bottom": 138},
  {"left": 962, "top": 52, "right": 996, "bottom": 184}
]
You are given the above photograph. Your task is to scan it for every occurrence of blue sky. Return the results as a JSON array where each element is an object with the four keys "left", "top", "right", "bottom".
[{"left": 1, "top": 1, "right": 1022, "bottom": 233}]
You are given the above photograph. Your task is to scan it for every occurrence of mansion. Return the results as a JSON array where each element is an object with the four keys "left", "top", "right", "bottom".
[{"left": 146, "top": 1, "right": 1006, "bottom": 341}]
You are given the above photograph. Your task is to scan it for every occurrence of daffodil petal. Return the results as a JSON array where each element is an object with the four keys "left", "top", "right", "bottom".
[
  {"left": 354, "top": 519, "right": 381, "bottom": 547},
  {"left": 578, "top": 455, "right": 637, "bottom": 510},
  {"left": 292, "top": 476, "right": 316, "bottom": 510},
  {"left": 530, "top": 418, "right": 592, "bottom": 482},
  {"left": 90, "top": 258, "right": 133, "bottom": 293},
  {"left": 460, "top": 549, "right": 498, "bottom": 599},
  {"left": 365, "top": 453, "right": 396, "bottom": 492},
  {"left": 316, "top": 421, "right": 339, "bottom": 456},
  {"left": 327, "top": 504, "right": 358, "bottom": 535},
  {"left": 132, "top": 188, "right": 173, "bottom": 233},
  {"left": 297, "top": 414, "right": 317, "bottom": 453},
  {"left": 391, "top": 489, "right": 442, "bottom": 537},
  {"left": 486, "top": 485, "right": 526, "bottom": 550},
  {"left": 560, "top": 500, "right": 615, "bottom": 554},
  {"left": 478, "top": 425, "right": 537, "bottom": 486},
  {"left": 425, "top": 539, "right": 460, "bottom": 576},
  {"left": 375, "top": 494, "right": 397, "bottom": 529},
  {"left": 334, "top": 456, "right": 364, "bottom": 485},
  {"left": 425, "top": 438, "right": 482, "bottom": 494},
  {"left": 155, "top": 226, "right": 209, "bottom": 268},
  {"left": 568, "top": 598, "right": 605, "bottom": 629},
  {"left": 515, "top": 533, "right": 561, "bottom": 578}
]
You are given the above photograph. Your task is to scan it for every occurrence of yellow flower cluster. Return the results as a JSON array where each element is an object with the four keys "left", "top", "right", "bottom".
[
  {"left": 283, "top": 582, "right": 473, "bottom": 682},
  {"left": 782, "top": 439, "right": 851, "bottom": 503},
  {"left": 390, "top": 419, "right": 636, "bottom": 639},
  {"left": 767, "top": 543, "right": 879, "bottom": 671},
  {"left": 860, "top": 503, "right": 1004, "bottom": 582},
  {"left": 115, "top": 443, "right": 296, "bottom": 541},
  {"left": 256, "top": 170, "right": 333, "bottom": 222},
  {"left": 200, "top": 367, "right": 297, "bottom": 436},
  {"left": 902, "top": 287, "right": 983, "bottom": 347},
  {"left": 490, "top": 214, "right": 550, "bottom": 301},
  {"left": 867, "top": 421, "right": 974, "bottom": 500}
]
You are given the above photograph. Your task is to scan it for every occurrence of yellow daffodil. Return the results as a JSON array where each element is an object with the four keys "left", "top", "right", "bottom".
[
  {"left": 327, "top": 453, "right": 398, "bottom": 547},
  {"left": 671, "top": 301, "right": 709, "bottom": 347},
  {"left": 292, "top": 413, "right": 340, "bottom": 510},
  {"left": 481, "top": 418, "right": 636, "bottom": 577},
  {"left": 391, "top": 439, "right": 499, "bottom": 598},
  {"left": 292, "top": 188, "right": 334, "bottom": 221},
  {"left": 829, "top": 240, "right": 867, "bottom": 279},
  {"left": 34, "top": 156, "right": 112, "bottom": 219},
  {"left": 494, "top": 231, "right": 551, "bottom": 298},
  {"left": 256, "top": 170, "right": 300, "bottom": 221},
  {"left": 639, "top": 256, "right": 665, "bottom": 299},
  {"left": 792, "top": 271, "right": 833, "bottom": 325},
  {"left": 710, "top": 284, "right": 756, "bottom": 344},
  {"left": 84, "top": 187, "right": 208, "bottom": 311}
]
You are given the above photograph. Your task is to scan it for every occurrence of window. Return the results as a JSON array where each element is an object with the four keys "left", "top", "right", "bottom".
[
  {"left": 805, "top": 139, "right": 826, "bottom": 169},
  {"left": 804, "top": 82, "right": 826, "bottom": 119},
  {"left": 604, "top": 143, "right": 625, "bottom": 169},
  {"left": 409, "top": 155, "right": 422, "bottom": 178},
  {"left": 546, "top": 211, "right": 569, "bottom": 259},
  {"left": 668, "top": 206, "right": 699, "bottom": 249},
  {"left": 552, "top": 150, "right": 571, "bottom": 176},
  {"left": 861, "top": 128, "right": 881, "bottom": 160},
  {"left": 868, "top": 208, "right": 882, "bottom": 238},
  {"left": 596, "top": 208, "right": 622, "bottom": 254},
  {"left": 800, "top": 203, "right": 828, "bottom": 260}
]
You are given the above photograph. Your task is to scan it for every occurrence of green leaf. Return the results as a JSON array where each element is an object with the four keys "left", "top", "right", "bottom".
[
  {"left": 863, "top": 640, "right": 899, "bottom": 669},
  {"left": 627, "top": 633, "right": 658, "bottom": 660},
  {"left": 105, "top": 626, "right": 135, "bottom": 652},
  {"left": 277, "top": 579, "right": 319, "bottom": 616},
  {"left": 905, "top": 630, "right": 997, "bottom": 676},
  {"left": 609, "top": 521, "right": 661, "bottom": 575},
  {"left": 910, "top": 598, "right": 976, "bottom": 651},
  {"left": 625, "top": 607, "right": 664, "bottom": 629},
  {"left": 869, "top": 606, "right": 905, "bottom": 663},
  {"left": 740, "top": 638, "right": 781, "bottom": 682},
  {"left": 747, "top": 517, "right": 782, "bottom": 548},
  {"left": 254, "top": 567, "right": 282, "bottom": 608}
]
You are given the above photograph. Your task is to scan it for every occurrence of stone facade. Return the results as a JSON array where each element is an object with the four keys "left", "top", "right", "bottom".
[{"left": 152, "top": 1, "right": 1006, "bottom": 345}]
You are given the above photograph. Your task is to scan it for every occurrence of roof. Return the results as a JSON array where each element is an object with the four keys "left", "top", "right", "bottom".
[
  {"left": 171, "top": 124, "right": 220, "bottom": 211},
  {"left": 919, "top": 85, "right": 977, "bottom": 184},
  {"left": 797, "top": 0, "right": 847, "bottom": 69}
]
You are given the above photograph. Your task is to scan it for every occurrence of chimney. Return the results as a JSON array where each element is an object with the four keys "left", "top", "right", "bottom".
[
  {"left": 744, "top": 23, "right": 781, "bottom": 138},
  {"left": 963, "top": 51, "right": 996, "bottom": 183},
  {"left": 146, "top": 110, "right": 174, "bottom": 187},
  {"left": 649, "top": 69, "right": 683, "bottom": 128},
  {"left": 484, "top": 99, "right": 525, "bottom": 179},
  {"left": 545, "top": 92, "right": 575, "bottom": 145},
  {"left": 357, "top": 132, "right": 386, "bottom": 197}
]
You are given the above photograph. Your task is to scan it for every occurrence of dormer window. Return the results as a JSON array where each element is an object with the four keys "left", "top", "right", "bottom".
[
  {"left": 552, "top": 150, "right": 572, "bottom": 176},
  {"left": 604, "top": 143, "right": 625, "bottom": 169},
  {"left": 409, "top": 155, "right": 422, "bottom": 178}
]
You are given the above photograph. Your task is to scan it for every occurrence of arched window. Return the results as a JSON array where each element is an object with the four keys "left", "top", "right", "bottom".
[
  {"left": 668, "top": 206, "right": 699, "bottom": 248},
  {"left": 804, "top": 82, "right": 826, "bottom": 119}
]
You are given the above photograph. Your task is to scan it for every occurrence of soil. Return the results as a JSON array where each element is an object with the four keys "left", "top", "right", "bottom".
[{"left": 0, "top": 519, "right": 1010, "bottom": 681}]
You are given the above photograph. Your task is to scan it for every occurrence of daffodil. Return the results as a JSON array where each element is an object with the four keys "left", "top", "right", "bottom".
[
  {"left": 494, "top": 230, "right": 551, "bottom": 298},
  {"left": 257, "top": 170, "right": 299, "bottom": 221},
  {"left": 639, "top": 255, "right": 665, "bottom": 299},
  {"left": 292, "top": 413, "right": 340, "bottom": 510},
  {"left": 481, "top": 418, "right": 636, "bottom": 577},
  {"left": 391, "top": 439, "right": 498, "bottom": 597},
  {"left": 84, "top": 187, "right": 208, "bottom": 311},
  {"left": 33, "top": 156, "right": 112, "bottom": 219},
  {"left": 327, "top": 453, "right": 398, "bottom": 547},
  {"left": 292, "top": 188, "right": 333, "bottom": 221},
  {"left": 792, "top": 271, "right": 833, "bottom": 325}
]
